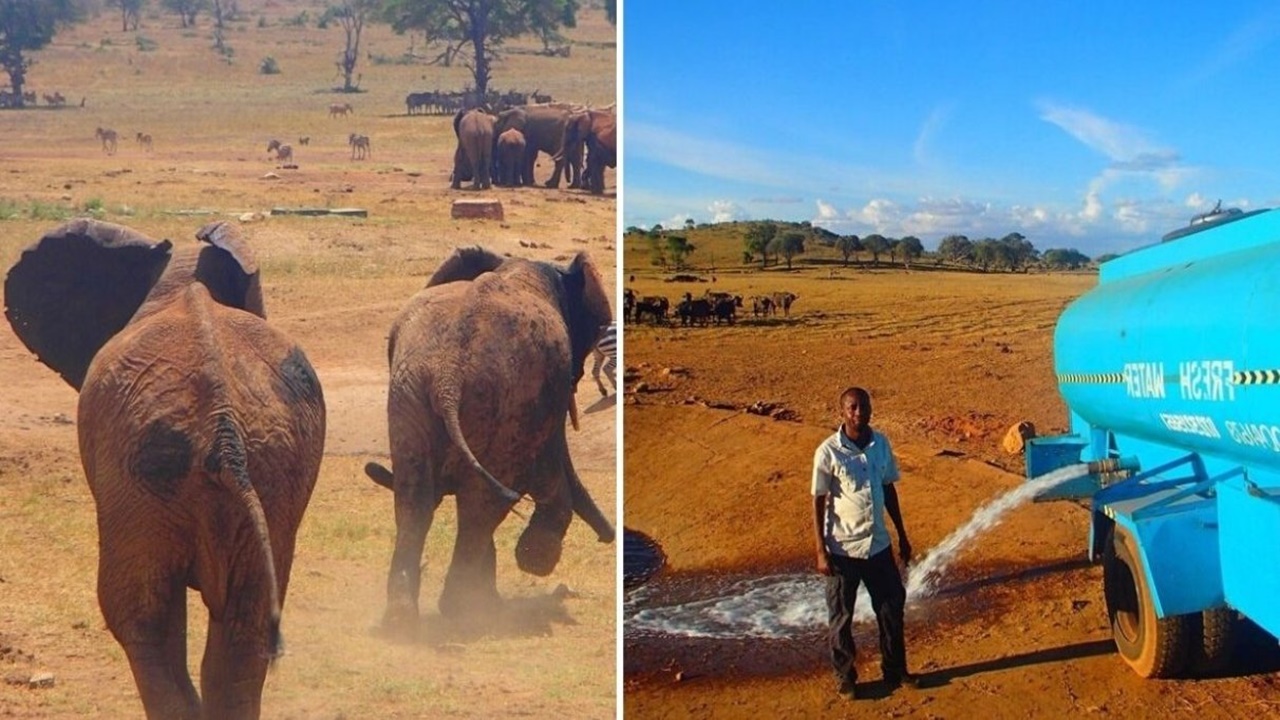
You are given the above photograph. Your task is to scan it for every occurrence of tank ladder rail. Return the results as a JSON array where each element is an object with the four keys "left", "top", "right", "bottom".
[{"left": 1096, "top": 454, "right": 1254, "bottom": 518}]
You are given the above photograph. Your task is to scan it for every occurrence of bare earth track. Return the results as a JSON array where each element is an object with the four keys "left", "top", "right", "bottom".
[
  {"left": 621, "top": 257, "right": 1280, "bottom": 718},
  {"left": 0, "top": 4, "right": 616, "bottom": 718}
]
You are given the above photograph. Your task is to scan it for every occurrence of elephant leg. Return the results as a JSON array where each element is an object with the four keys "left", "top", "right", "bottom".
[
  {"left": 200, "top": 618, "right": 270, "bottom": 720},
  {"left": 479, "top": 151, "right": 492, "bottom": 190},
  {"left": 521, "top": 147, "right": 538, "bottom": 187},
  {"left": 516, "top": 493, "right": 572, "bottom": 577},
  {"left": 99, "top": 554, "right": 200, "bottom": 720},
  {"left": 439, "top": 485, "right": 509, "bottom": 617},
  {"left": 450, "top": 146, "right": 466, "bottom": 190},
  {"left": 544, "top": 153, "right": 566, "bottom": 189},
  {"left": 386, "top": 453, "right": 439, "bottom": 629}
]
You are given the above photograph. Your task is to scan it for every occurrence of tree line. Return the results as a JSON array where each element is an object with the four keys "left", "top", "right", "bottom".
[
  {"left": 626, "top": 221, "right": 1105, "bottom": 273},
  {"left": 0, "top": 0, "right": 613, "bottom": 104}
]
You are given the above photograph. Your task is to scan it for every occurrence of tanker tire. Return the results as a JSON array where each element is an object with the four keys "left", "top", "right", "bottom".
[
  {"left": 1103, "top": 526, "right": 1192, "bottom": 678},
  {"left": 1192, "top": 608, "right": 1238, "bottom": 676}
]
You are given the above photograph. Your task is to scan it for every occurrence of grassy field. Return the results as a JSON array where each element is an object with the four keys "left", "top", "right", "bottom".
[
  {"left": 0, "top": 2, "right": 617, "bottom": 718},
  {"left": 620, "top": 227, "right": 1280, "bottom": 718}
]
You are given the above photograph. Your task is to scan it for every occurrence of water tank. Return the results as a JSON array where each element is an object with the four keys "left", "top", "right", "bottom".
[{"left": 1055, "top": 207, "right": 1280, "bottom": 479}]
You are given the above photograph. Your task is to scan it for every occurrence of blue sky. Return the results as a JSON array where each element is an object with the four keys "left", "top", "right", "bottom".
[{"left": 622, "top": 2, "right": 1280, "bottom": 257}]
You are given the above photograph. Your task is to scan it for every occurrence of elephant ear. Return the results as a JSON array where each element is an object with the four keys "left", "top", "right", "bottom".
[
  {"left": 561, "top": 252, "right": 613, "bottom": 387},
  {"left": 193, "top": 221, "right": 264, "bottom": 317},
  {"left": 3, "top": 218, "right": 173, "bottom": 390},
  {"left": 425, "top": 246, "right": 507, "bottom": 288}
]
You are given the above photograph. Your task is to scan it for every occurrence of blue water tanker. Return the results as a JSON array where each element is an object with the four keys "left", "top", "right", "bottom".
[{"left": 1028, "top": 205, "right": 1280, "bottom": 678}]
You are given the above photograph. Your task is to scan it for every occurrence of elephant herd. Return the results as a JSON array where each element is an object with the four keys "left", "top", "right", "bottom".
[
  {"left": 3, "top": 220, "right": 614, "bottom": 720},
  {"left": 623, "top": 289, "right": 799, "bottom": 327},
  {"left": 451, "top": 103, "right": 616, "bottom": 194}
]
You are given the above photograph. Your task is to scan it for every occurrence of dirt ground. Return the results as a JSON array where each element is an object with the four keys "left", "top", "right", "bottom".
[
  {"left": 620, "top": 261, "right": 1280, "bottom": 718},
  {"left": 0, "top": 4, "right": 616, "bottom": 718}
]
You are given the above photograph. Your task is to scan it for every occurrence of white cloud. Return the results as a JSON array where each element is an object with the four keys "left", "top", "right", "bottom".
[
  {"left": 815, "top": 199, "right": 840, "bottom": 221},
  {"left": 853, "top": 198, "right": 903, "bottom": 229},
  {"left": 913, "top": 104, "right": 952, "bottom": 165},
  {"left": 1187, "top": 9, "right": 1280, "bottom": 85},
  {"left": 708, "top": 200, "right": 747, "bottom": 223},
  {"left": 626, "top": 122, "right": 798, "bottom": 191},
  {"left": 663, "top": 213, "right": 694, "bottom": 230},
  {"left": 1038, "top": 102, "right": 1168, "bottom": 162}
]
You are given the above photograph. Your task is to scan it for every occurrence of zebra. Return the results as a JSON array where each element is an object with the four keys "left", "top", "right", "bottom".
[{"left": 590, "top": 322, "right": 616, "bottom": 397}]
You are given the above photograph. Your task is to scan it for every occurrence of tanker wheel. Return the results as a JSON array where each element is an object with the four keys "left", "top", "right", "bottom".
[
  {"left": 1102, "top": 525, "right": 1193, "bottom": 677},
  {"left": 1192, "top": 608, "right": 1238, "bottom": 676}
]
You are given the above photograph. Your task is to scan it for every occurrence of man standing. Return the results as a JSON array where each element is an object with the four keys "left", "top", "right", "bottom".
[{"left": 812, "top": 386, "right": 918, "bottom": 699}]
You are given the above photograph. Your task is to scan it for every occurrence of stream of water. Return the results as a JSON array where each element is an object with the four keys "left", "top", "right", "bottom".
[{"left": 624, "top": 463, "right": 1090, "bottom": 639}]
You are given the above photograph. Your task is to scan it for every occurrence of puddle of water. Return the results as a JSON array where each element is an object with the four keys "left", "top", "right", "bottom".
[
  {"left": 624, "top": 529, "right": 665, "bottom": 588},
  {"left": 625, "top": 463, "right": 1090, "bottom": 639}
]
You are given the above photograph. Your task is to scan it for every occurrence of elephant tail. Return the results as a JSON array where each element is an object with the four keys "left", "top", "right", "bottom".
[
  {"left": 209, "top": 413, "right": 286, "bottom": 664},
  {"left": 567, "top": 465, "right": 615, "bottom": 543},
  {"left": 437, "top": 389, "right": 522, "bottom": 506}
]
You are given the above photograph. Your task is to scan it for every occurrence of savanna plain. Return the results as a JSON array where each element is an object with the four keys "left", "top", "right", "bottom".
[
  {"left": 621, "top": 228, "right": 1280, "bottom": 718},
  {"left": 0, "top": 2, "right": 616, "bottom": 718}
]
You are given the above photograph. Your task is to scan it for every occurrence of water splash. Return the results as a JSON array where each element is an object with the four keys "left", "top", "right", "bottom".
[
  {"left": 904, "top": 462, "right": 1088, "bottom": 601},
  {"left": 625, "top": 463, "right": 1089, "bottom": 639}
]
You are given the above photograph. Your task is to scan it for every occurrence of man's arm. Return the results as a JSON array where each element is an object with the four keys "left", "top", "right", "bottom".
[
  {"left": 883, "top": 483, "right": 912, "bottom": 565},
  {"left": 813, "top": 494, "right": 831, "bottom": 575}
]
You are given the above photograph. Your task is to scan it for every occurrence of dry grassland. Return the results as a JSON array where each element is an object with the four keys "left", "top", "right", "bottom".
[
  {"left": 0, "top": 2, "right": 617, "bottom": 718},
  {"left": 621, "top": 229, "right": 1280, "bottom": 717}
]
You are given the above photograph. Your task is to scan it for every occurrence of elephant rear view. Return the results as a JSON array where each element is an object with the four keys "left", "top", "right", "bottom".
[
  {"left": 4, "top": 220, "right": 325, "bottom": 720},
  {"left": 366, "top": 246, "right": 614, "bottom": 626}
]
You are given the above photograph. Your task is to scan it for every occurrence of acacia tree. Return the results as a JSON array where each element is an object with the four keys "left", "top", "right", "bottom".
[
  {"left": 772, "top": 232, "right": 805, "bottom": 269},
  {"left": 973, "top": 238, "right": 999, "bottom": 272},
  {"left": 862, "top": 234, "right": 889, "bottom": 265},
  {"left": 208, "top": 0, "right": 239, "bottom": 52},
  {"left": 0, "top": 0, "right": 84, "bottom": 106},
  {"left": 383, "top": 0, "right": 579, "bottom": 97},
  {"left": 107, "top": 0, "right": 145, "bottom": 31},
  {"left": 161, "top": 0, "right": 206, "bottom": 28},
  {"left": 744, "top": 221, "right": 777, "bottom": 268},
  {"left": 899, "top": 235, "right": 923, "bottom": 268},
  {"left": 835, "top": 234, "right": 861, "bottom": 266},
  {"left": 665, "top": 235, "right": 695, "bottom": 269},
  {"left": 936, "top": 234, "right": 972, "bottom": 266},
  {"left": 325, "top": 0, "right": 383, "bottom": 92}
]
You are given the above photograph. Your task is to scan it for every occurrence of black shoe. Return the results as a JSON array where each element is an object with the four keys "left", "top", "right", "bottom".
[
  {"left": 837, "top": 677, "right": 861, "bottom": 700},
  {"left": 884, "top": 671, "right": 921, "bottom": 689}
]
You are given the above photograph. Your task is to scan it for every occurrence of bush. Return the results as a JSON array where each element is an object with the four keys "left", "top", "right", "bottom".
[
  {"left": 284, "top": 11, "right": 309, "bottom": 27},
  {"left": 259, "top": 56, "right": 280, "bottom": 75},
  {"left": 81, "top": 198, "right": 105, "bottom": 217},
  {"left": 29, "top": 201, "right": 71, "bottom": 222},
  {"left": 135, "top": 36, "right": 158, "bottom": 52}
]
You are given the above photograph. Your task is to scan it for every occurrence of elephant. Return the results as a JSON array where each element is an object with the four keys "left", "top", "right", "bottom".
[
  {"left": 561, "top": 109, "right": 615, "bottom": 193},
  {"left": 583, "top": 113, "right": 616, "bottom": 195},
  {"left": 364, "top": 246, "right": 615, "bottom": 627},
  {"left": 3, "top": 219, "right": 325, "bottom": 720},
  {"left": 494, "top": 127, "right": 527, "bottom": 187},
  {"left": 451, "top": 107, "right": 495, "bottom": 190},
  {"left": 493, "top": 104, "right": 574, "bottom": 188}
]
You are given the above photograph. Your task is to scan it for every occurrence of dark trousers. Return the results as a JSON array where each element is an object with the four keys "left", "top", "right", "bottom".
[{"left": 825, "top": 547, "right": 908, "bottom": 682}]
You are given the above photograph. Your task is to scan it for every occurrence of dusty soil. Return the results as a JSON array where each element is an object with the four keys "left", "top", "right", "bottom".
[
  {"left": 0, "top": 4, "right": 616, "bottom": 718},
  {"left": 621, "top": 260, "right": 1280, "bottom": 718}
]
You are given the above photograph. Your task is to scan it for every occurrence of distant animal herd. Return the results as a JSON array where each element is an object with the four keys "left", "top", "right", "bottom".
[
  {"left": 405, "top": 88, "right": 553, "bottom": 116},
  {"left": 450, "top": 101, "right": 616, "bottom": 194},
  {"left": 74, "top": 90, "right": 613, "bottom": 194},
  {"left": 0, "top": 89, "right": 78, "bottom": 108},
  {"left": 624, "top": 289, "right": 799, "bottom": 327}
]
